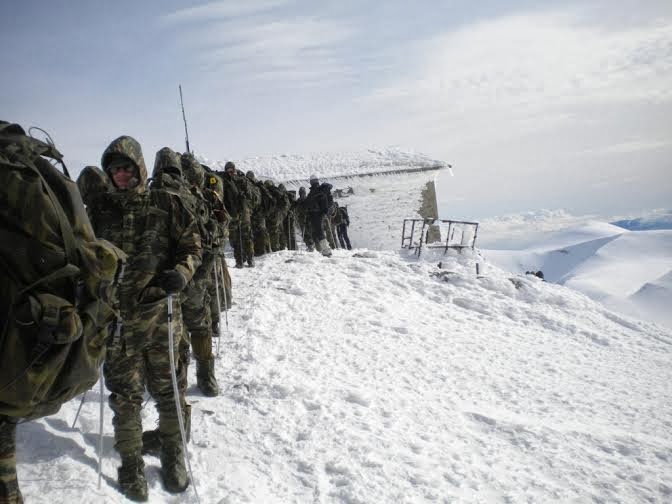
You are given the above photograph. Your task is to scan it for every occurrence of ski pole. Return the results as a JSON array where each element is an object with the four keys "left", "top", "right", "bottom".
[
  {"left": 97, "top": 364, "right": 104, "bottom": 489},
  {"left": 238, "top": 222, "right": 243, "bottom": 265},
  {"left": 72, "top": 391, "right": 88, "bottom": 429},
  {"left": 219, "top": 259, "right": 230, "bottom": 335},
  {"left": 213, "top": 258, "right": 223, "bottom": 359},
  {"left": 167, "top": 294, "right": 200, "bottom": 504}
]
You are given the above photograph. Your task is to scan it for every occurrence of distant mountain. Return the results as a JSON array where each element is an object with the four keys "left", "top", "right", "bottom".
[
  {"left": 483, "top": 222, "right": 672, "bottom": 328},
  {"left": 611, "top": 210, "right": 672, "bottom": 231}
]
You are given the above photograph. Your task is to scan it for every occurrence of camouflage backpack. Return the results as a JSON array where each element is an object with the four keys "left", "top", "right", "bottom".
[{"left": 0, "top": 121, "right": 126, "bottom": 420}]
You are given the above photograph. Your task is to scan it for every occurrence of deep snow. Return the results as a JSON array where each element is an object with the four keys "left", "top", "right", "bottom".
[{"left": 15, "top": 247, "right": 672, "bottom": 503}]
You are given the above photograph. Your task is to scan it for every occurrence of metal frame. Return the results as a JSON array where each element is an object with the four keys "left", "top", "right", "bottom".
[{"left": 401, "top": 218, "right": 479, "bottom": 257}]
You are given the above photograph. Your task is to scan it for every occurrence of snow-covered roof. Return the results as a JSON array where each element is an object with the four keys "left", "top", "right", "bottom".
[{"left": 197, "top": 147, "right": 448, "bottom": 182}]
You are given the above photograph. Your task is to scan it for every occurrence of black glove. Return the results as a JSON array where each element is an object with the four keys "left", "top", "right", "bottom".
[{"left": 154, "top": 269, "right": 187, "bottom": 294}]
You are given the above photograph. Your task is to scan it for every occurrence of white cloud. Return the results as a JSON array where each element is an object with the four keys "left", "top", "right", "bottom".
[
  {"left": 166, "top": 13, "right": 357, "bottom": 84},
  {"left": 366, "top": 11, "right": 672, "bottom": 114},
  {"left": 160, "top": 0, "right": 289, "bottom": 25}
]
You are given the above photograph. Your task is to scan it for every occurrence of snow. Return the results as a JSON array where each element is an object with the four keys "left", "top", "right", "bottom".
[
  {"left": 15, "top": 247, "right": 672, "bottom": 503},
  {"left": 483, "top": 220, "right": 672, "bottom": 328},
  {"left": 197, "top": 147, "right": 447, "bottom": 182},
  {"left": 286, "top": 170, "right": 437, "bottom": 251}
]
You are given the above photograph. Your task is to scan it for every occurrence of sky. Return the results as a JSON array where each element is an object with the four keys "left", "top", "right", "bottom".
[{"left": 1, "top": 0, "right": 671, "bottom": 220}]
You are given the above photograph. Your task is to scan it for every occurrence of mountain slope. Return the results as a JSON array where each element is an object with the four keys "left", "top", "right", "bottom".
[{"left": 15, "top": 249, "right": 672, "bottom": 503}]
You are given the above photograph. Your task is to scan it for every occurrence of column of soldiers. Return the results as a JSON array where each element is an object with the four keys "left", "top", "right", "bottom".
[{"left": 1, "top": 126, "right": 354, "bottom": 503}]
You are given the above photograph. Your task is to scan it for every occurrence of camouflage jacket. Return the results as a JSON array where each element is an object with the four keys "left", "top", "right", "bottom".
[{"left": 91, "top": 137, "right": 202, "bottom": 352}]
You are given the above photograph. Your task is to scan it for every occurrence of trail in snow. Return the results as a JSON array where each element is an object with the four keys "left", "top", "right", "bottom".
[{"left": 15, "top": 248, "right": 672, "bottom": 503}]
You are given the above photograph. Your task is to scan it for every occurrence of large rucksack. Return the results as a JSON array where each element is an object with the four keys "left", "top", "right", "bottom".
[{"left": 0, "top": 122, "right": 126, "bottom": 420}]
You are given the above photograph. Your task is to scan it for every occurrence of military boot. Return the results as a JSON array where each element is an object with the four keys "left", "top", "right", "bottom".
[
  {"left": 160, "top": 442, "right": 189, "bottom": 493},
  {"left": 141, "top": 429, "right": 161, "bottom": 457},
  {"left": 196, "top": 358, "right": 219, "bottom": 397},
  {"left": 117, "top": 453, "right": 148, "bottom": 502},
  {"left": 0, "top": 420, "right": 23, "bottom": 504},
  {"left": 247, "top": 256, "right": 255, "bottom": 267},
  {"left": 318, "top": 239, "right": 332, "bottom": 257}
]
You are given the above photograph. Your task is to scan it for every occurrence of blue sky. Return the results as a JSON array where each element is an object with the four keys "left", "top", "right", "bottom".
[{"left": 2, "top": 0, "right": 671, "bottom": 219}]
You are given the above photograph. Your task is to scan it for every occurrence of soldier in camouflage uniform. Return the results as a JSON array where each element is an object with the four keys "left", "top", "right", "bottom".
[
  {"left": 89, "top": 137, "right": 201, "bottom": 501},
  {"left": 283, "top": 186, "right": 297, "bottom": 250},
  {"left": 294, "top": 186, "right": 313, "bottom": 250},
  {"left": 247, "top": 170, "right": 271, "bottom": 257},
  {"left": 203, "top": 170, "right": 233, "bottom": 341},
  {"left": 180, "top": 153, "right": 221, "bottom": 396},
  {"left": 222, "top": 162, "right": 254, "bottom": 268}
]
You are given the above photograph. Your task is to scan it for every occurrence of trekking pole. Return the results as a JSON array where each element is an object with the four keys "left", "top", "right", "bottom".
[
  {"left": 167, "top": 294, "right": 201, "bottom": 504},
  {"left": 212, "top": 258, "right": 223, "bottom": 358},
  {"left": 97, "top": 364, "right": 104, "bottom": 489},
  {"left": 238, "top": 222, "right": 243, "bottom": 265},
  {"left": 219, "top": 259, "right": 230, "bottom": 338},
  {"left": 71, "top": 391, "right": 87, "bottom": 429}
]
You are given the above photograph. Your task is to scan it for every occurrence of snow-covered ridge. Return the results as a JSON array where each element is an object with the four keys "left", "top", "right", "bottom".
[
  {"left": 197, "top": 147, "right": 448, "bottom": 182},
  {"left": 15, "top": 249, "right": 672, "bottom": 503},
  {"left": 483, "top": 220, "right": 672, "bottom": 327}
]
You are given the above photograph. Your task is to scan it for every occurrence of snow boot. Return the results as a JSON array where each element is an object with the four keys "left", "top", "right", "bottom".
[
  {"left": 318, "top": 239, "right": 332, "bottom": 257},
  {"left": 141, "top": 429, "right": 161, "bottom": 457},
  {"left": 0, "top": 421, "right": 23, "bottom": 504},
  {"left": 197, "top": 359, "right": 219, "bottom": 397},
  {"left": 118, "top": 453, "right": 148, "bottom": 502},
  {"left": 160, "top": 442, "right": 189, "bottom": 494}
]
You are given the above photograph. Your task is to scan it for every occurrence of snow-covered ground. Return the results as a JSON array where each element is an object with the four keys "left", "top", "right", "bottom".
[
  {"left": 197, "top": 147, "right": 447, "bottom": 182},
  {"left": 15, "top": 247, "right": 672, "bottom": 503},
  {"left": 482, "top": 220, "right": 672, "bottom": 328}
]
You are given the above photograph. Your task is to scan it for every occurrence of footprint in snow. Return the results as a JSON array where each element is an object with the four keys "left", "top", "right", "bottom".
[{"left": 345, "top": 391, "right": 371, "bottom": 407}]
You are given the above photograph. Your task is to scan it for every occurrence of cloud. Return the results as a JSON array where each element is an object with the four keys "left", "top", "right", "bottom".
[
  {"left": 160, "top": 0, "right": 289, "bottom": 25},
  {"left": 163, "top": 9, "right": 357, "bottom": 85},
  {"left": 365, "top": 11, "right": 672, "bottom": 115}
]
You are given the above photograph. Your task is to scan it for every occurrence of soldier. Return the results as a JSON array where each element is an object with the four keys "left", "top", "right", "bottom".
[
  {"left": 275, "top": 183, "right": 291, "bottom": 250},
  {"left": 180, "top": 153, "right": 221, "bottom": 396},
  {"left": 294, "top": 186, "right": 313, "bottom": 251},
  {"left": 333, "top": 202, "right": 352, "bottom": 250},
  {"left": 247, "top": 170, "right": 271, "bottom": 257},
  {"left": 320, "top": 181, "right": 337, "bottom": 249},
  {"left": 305, "top": 175, "right": 332, "bottom": 256},
  {"left": 203, "top": 170, "right": 233, "bottom": 341},
  {"left": 285, "top": 189, "right": 297, "bottom": 250},
  {"left": 221, "top": 161, "right": 254, "bottom": 268},
  {"left": 90, "top": 136, "right": 202, "bottom": 500}
]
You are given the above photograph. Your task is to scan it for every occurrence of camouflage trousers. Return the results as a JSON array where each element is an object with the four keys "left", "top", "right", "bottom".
[
  {"left": 229, "top": 211, "right": 254, "bottom": 265},
  {"left": 208, "top": 256, "right": 232, "bottom": 335},
  {"left": 308, "top": 212, "right": 325, "bottom": 242},
  {"left": 251, "top": 213, "right": 270, "bottom": 256},
  {"left": 296, "top": 213, "right": 313, "bottom": 247},
  {"left": 323, "top": 216, "right": 337, "bottom": 248},
  {"left": 182, "top": 273, "right": 213, "bottom": 362},
  {"left": 104, "top": 328, "right": 187, "bottom": 457},
  {"left": 284, "top": 214, "right": 297, "bottom": 250},
  {"left": 269, "top": 213, "right": 288, "bottom": 251},
  {"left": 0, "top": 418, "right": 21, "bottom": 504}
]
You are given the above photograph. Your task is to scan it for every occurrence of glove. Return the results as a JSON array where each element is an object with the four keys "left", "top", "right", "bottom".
[{"left": 154, "top": 269, "right": 187, "bottom": 294}]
